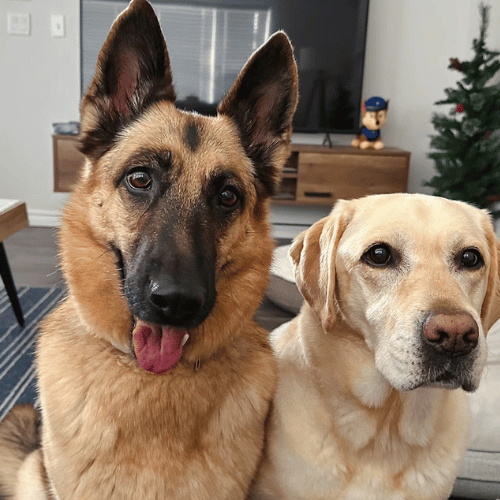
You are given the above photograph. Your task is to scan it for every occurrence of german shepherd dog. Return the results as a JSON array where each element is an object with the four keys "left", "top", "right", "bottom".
[{"left": 0, "top": 1, "right": 298, "bottom": 498}]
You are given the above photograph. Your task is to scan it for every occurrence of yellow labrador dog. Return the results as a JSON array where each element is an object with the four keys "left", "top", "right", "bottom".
[{"left": 252, "top": 193, "right": 500, "bottom": 500}]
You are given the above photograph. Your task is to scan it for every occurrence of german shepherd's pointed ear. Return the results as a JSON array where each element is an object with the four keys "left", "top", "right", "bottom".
[
  {"left": 80, "top": 0, "right": 175, "bottom": 160},
  {"left": 289, "top": 201, "right": 352, "bottom": 332},
  {"left": 480, "top": 212, "right": 500, "bottom": 332},
  {"left": 218, "top": 31, "right": 298, "bottom": 197}
]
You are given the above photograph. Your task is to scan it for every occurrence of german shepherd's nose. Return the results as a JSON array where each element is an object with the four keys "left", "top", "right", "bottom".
[
  {"left": 423, "top": 312, "right": 479, "bottom": 357},
  {"left": 123, "top": 226, "right": 217, "bottom": 329},
  {"left": 148, "top": 276, "right": 206, "bottom": 320}
]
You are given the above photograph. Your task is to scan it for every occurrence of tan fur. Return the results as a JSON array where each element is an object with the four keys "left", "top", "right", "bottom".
[
  {"left": 251, "top": 193, "right": 500, "bottom": 500},
  {"left": 0, "top": 1, "right": 298, "bottom": 498},
  {"left": 0, "top": 405, "right": 40, "bottom": 498}
]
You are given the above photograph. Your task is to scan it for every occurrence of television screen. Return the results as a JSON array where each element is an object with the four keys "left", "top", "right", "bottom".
[{"left": 81, "top": 0, "right": 370, "bottom": 134}]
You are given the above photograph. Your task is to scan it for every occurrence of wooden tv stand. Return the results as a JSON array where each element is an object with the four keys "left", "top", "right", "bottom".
[
  {"left": 52, "top": 135, "right": 410, "bottom": 202},
  {"left": 275, "top": 144, "right": 410, "bottom": 205}
]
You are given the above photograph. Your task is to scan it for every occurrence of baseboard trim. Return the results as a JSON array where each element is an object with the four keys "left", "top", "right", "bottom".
[
  {"left": 25, "top": 207, "right": 500, "bottom": 238},
  {"left": 26, "top": 210, "right": 310, "bottom": 236},
  {"left": 28, "top": 209, "right": 62, "bottom": 227},
  {"left": 272, "top": 223, "right": 310, "bottom": 240}
]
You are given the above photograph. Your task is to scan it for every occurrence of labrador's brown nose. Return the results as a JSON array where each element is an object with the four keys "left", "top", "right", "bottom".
[{"left": 423, "top": 312, "right": 479, "bottom": 357}]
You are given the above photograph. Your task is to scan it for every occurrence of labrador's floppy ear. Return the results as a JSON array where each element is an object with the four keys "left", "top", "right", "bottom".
[
  {"left": 79, "top": 0, "right": 176, "bottom": 161},
  {"left": 289, "top": 201, "right": 351, "bottom": 332},
  {"left": 480, "top": 212, "right": 500, "bottom": 332}
]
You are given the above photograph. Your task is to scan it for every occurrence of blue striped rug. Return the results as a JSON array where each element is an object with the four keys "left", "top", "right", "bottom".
[{"left": 0, "top": 286, "right": 66, "bottom": 422}]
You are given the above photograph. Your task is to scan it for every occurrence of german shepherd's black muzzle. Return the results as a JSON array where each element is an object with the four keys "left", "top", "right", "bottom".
[{"left": 122, "top": 215, "right": 217, "bottom": 329}]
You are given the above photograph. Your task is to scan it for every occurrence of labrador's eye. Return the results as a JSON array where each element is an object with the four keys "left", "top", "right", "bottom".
[
  {"left": 363, "top": 244, "right": 392, "bottom": 267},
  {"left": 459, "top": 248, "right": 483, "bottom": 270}
]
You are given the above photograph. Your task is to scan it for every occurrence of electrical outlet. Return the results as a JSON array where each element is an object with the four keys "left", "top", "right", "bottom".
[
  {"left": 51, "top": 15, "right": 65, "bottom": 37},
  {"left": 7, "top": 12, "right": 30, "bottom": 36}
]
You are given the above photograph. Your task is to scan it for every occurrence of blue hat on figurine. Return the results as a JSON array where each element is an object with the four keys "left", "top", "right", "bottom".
[{"left": 364, "top": 96, "right": 387, "bottom": 111}]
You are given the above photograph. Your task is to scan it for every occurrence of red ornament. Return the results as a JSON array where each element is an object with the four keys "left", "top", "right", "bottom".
[{"left": 456, "top": 103, "right": 464, "bottom": 113}]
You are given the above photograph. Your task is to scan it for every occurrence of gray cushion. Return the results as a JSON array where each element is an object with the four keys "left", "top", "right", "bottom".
[
  {"left": 453, "top": 322, "right": 500, "bottom": 498},
  {"left": 266, "top": 244, "right": 302, "bottom": 314}
]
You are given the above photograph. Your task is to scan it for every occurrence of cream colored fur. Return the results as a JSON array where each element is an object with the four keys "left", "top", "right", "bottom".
[{"left": 251, "top": 193, "right": 500, "bottom": 500}]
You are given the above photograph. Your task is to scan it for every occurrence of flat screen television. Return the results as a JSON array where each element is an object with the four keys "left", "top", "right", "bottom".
[{"left": 81, "top": 0, "right": 370, "bottom": 135}]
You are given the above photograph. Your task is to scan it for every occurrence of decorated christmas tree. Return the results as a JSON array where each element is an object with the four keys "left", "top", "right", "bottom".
[{"left": 425, "top": 3, "right": 500, "bottom": 218}]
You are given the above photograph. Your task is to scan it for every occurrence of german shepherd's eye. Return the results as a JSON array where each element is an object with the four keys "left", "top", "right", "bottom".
[
  {"left": 126, "top": 170, "right": 153, "bottom": 191},
  {"left": 218, "top": 187, "right": 240, "bottom": 209},
  {"left": 363, "top": 244, "right": 392, "bottom": 267},
  {"left": 458, "top": 248, "right": 484, "bottom": 270}
]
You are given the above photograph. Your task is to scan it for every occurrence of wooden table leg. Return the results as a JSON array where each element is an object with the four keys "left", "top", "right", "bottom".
[{"left": 0, "top": 241, "right": 24, "bottom": 327}]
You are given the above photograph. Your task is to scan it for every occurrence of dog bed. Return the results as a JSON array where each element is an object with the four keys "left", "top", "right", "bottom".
[
  {"left": 453, "top": 320, "right": 500, "bottom": 499},
  {"left": 267, "top": 244, "right": 500, "bottom": 499},
  {"left": 266, "top": 244, "right": 302, "bottom": 314}
]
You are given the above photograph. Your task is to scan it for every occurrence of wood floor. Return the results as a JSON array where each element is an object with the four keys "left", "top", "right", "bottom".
[
  {"left": 2, "top": 227, "right": 295, "bottom": 331},
  {"left": 3, "top": 227, "right": 63, "bottom": 288}
]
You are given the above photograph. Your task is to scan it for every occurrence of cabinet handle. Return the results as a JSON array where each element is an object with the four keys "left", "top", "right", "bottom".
[{"left": 303, "top": 191, "right": 333, "bottom": 198}]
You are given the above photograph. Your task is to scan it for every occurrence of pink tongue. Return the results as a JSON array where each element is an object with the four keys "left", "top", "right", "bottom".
[{"left": 132, "top": 320, "right": 186, "bottom": 374}]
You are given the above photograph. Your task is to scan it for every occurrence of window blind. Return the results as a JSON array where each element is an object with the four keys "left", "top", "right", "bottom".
[{"left": 81, "top": 0, "right": 272, "bottom": 104}]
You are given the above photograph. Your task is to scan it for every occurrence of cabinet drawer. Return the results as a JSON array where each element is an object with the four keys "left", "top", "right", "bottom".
[{"left": 296, "top": 153, "right": 408, "bottom": 203}]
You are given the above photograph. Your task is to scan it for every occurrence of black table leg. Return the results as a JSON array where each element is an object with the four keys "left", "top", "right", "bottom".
[{"left": 0, "top": 241, "right": 24, "bottom": 327}]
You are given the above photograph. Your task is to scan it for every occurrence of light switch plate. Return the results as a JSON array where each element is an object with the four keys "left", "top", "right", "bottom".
[{"left": 51, "top": 15, "right": 65, "bottom": 37}]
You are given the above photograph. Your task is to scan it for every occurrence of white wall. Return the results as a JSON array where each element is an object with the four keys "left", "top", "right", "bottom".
[
  {"left": 0, "top": 0, "right": 79, "bottom": 225},
  {"left": 1, "top": 0, "right": 499, "bottom": 227}
]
